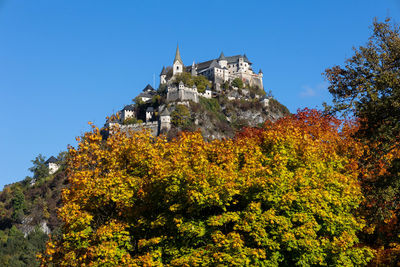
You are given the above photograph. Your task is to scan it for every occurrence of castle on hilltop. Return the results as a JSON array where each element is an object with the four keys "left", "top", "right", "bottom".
[
  {"left": 160, "top": 45, "right": 263, "bottom": 90},
  {"left": 107, "top": 45, "right": 268, "bottom": 137}
]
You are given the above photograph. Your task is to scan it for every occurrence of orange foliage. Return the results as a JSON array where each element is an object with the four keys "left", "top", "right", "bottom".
[{"left": 41, "top": 109, "right": 373, "bottom": 266}]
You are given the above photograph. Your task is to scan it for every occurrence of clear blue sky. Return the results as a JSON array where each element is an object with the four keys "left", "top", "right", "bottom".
[{"left": 1, "top": 0, "right": 399, "bottom": 189}]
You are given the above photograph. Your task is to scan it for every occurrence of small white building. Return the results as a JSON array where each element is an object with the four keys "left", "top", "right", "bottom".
[
  {"left": 45, "top": 156, "right": 59, "bottom": 175},
  {"left": 137, "top": 84, "right": 157, "bottom": 102},
  {"left": 121, "top": 104, "right": 135, "bottom": 121},
  {"left": 159, "top": 108, "right": 171, "bottom": 132}
]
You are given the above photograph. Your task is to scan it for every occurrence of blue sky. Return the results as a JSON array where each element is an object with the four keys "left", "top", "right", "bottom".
[{"left": 1, "top": 0, "right": 400, "bottom": 189}]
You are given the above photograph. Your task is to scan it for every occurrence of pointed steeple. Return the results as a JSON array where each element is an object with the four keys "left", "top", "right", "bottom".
[
  {"left": 218, "top": 51, "right": 226, "bottom": 61},
  {"left": 174, "top": 44, "right": 183, "bottom": 64},
  {"left": 160, "top": 66, "right": 167, "bottom": 75}
]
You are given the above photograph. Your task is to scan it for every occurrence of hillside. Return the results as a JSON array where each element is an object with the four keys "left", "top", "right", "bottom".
[
  {"left": 106, "top": 77, "right": 289, "bottom": 140},
  {"left": 0, "top": 79, "right": 289, "bottom": 265}
]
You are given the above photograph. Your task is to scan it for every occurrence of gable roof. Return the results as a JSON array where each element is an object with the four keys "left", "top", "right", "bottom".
[
  {"left": 160, "top": 66, "right": 167, "bottom": 75},
  {"left": 218, "top": 52, "right": 226, "bottom": 61},
  {"left": 45, "top": 156, "right": 58, "bottom": 164},
  {"left": 138, "top": 92, "right": 153, "bottom": 99},
  {"left": 143, "top": 84, "right": 155, "bottom": 92},
  {"left": 160, "top": 108, "right": 170, "bottom": 116},
  {"left": 225, "top": 55, "right": 252, "bottom": 64},
  {"left": 123, "top": 104, "right": 135, "bottom": 111}
]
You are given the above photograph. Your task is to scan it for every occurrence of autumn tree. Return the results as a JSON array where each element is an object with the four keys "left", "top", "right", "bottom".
[
  {"left": 41, "top": 111, "right": 373, "bottom": 266},
  {"left": 324, "top": 18, "right": 400, "bottom": 259}
]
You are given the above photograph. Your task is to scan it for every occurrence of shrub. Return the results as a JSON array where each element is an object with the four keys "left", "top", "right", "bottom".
[
  {"left": 231, "top": 78, "right": 244, "bottom": 89},
  {"left": 42, "top": 110, "right": 374, "bottom": 266},
  {"left": 171, "top": 104, "right": 191, "bottom": 127}
]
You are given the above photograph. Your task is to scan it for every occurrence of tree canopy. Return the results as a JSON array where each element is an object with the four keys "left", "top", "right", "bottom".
[
  {"left": 324, "top": 18, "right": 400, "bottom": 264},
  {"left": 41, "top": 110, "right": 373, "bottom": 266}
]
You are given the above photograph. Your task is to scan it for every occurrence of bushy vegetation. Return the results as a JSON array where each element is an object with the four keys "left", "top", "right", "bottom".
[
  {"left": 0, "top": 153, "right": 67, "bottom": 266},
  {"left": 324, "top": 18, "right": 400, "bottom": 265},
  {"left": 0, "top": 226, "right": 48, "bottom": 267},
  {"left": 268, "top": 98, "right": 290, "bottom": 116},
  {"left": 40, "top": 111, "right": 374, "bottom": 266},
  {"left": 122, "top": 117, "right": 142, "bottom": 125},
  {"left": 231, "top": 77, "right": 244, "bottom": 89},
  {"left": 174, "top": 72, "right": 211, "bottom": 93},
  {"left": 171, "top": 104, "right": 192, "bottom": 128}
]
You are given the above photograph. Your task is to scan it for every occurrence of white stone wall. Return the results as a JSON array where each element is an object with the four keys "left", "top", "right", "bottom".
[
  {"left": 48, "top": 163, "right": 59, "bottom": 174},
  {"left": 122, "top": 110, "right": 135, "bottom": 121},
  {"left": 173, "top": 61, "right": 183, "bottom": 75},
  {"left": 199, "top": 90, "right": 212, "bottom": 99},
  {"left": 167, "top": 85, "right": 199, "bottom": 103},
  {"left": 160, "top": 74, "right": 167, "bottom": 84},
  {"left": 160, "top": 115, "right": 171, "bottom": 132}
]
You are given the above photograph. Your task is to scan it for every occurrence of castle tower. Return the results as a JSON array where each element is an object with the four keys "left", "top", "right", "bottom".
[
  {"left": 191, "top": 61, "right": 197, "bottom": 76},
  {"left": 159, "top": 108, "right": 171, "bottom": 133},
  {"left": 160, "top": 66, "right": 167, "bottom": 84},
  {"left": 218, "top": 52, "right": 227, "bottom": 68},
  {"left": 146, "top": 107, "right": 154, "bottom": 122},
  {"left": 173, "top": 44, "right": 183, "bottom": 76}
]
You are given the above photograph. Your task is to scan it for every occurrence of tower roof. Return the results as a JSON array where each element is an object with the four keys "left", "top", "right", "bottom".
[
  {"left": 45, "top": 156, "right": 58, "bottom": 164},
  {"left": 143, "top": 84, "right": 155, "bottom": 92},
  {"left": 174, "top": 44, "right": 183, "bottom": 65},
  {"left": 160, "top": 66, "right": 167, "bottom": 75},
  {"left": 259, "top": 69, "right": 263, "bottom": 74},
  {"left": 218, "top": 52, "right": 226, "bottom": 61},
  {"left": 123, "top": 104, "right": 135, "bottom": 111},
  {"left": 160, "top": 108, "right": 170, "bottom": 116}
]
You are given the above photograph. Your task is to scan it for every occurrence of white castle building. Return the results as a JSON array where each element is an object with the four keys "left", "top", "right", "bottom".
[{"left": 160, "top": 45, "right": 264, "bottom": 90}]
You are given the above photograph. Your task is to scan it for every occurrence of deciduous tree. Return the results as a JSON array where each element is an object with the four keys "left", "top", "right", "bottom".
[{"left": 41, "top": 110, "right": 373, "bottom": 266}]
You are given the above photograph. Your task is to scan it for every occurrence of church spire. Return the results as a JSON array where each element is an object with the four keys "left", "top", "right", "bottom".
[{"left": 174, "top": 44, "right": 183, "bottom": 65}]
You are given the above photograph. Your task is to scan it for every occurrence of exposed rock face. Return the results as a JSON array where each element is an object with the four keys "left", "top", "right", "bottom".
[{"left": 167, "top": 96, "right": 290, "bottom": 140}]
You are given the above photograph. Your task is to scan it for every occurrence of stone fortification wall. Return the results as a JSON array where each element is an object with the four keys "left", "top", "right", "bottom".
[{"left": 108, "top": 121, "right": 159, "bottom": 136}]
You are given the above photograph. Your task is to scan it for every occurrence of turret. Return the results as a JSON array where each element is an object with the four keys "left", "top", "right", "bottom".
[
  {"left": 160, "top": 66, "right": 167, "bottom": 84},
  {"left": 191, "top": 61, "right": 197, "bottom": 76},
  {"left": 159, "top": 108, "right": 171, "bottom": 132},
  {"left": 218, "top": 52, "right": 227, "bottom": 68},
  {"left": 146, "top": 107, "right": 154, "bottom": 122},
  {"left": 178, "top": 81, "right": 185, "bottom": 90},
  {"left": 258, "top": 69, "right": 263, "bottom": 78},
  {"left": 173, "top": 44, "right": 183, "bottom": 76}
]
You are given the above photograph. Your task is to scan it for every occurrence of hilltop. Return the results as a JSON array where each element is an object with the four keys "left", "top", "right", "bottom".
[{"left": 105, "top": 46, "right": 289, "bottom": 139}]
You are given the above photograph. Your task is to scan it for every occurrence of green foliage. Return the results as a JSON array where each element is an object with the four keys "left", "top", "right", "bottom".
[
  {"left": 11, "top": 187, "right": 25, "bottom": 222},
  {"left": 0, "top": 154, "right": 67, "bottom": 267},
  {"left": 171, "top": 104, "right": 191, "bottom": 127},
  {"left": 0, "top": 226, "right": 48, "bottom": 267},
  {"left": 28, "top": 155, "right": 48, "bottom": 180},
  {"left": 249, "top": 85, "right": 266, "bottom": 97},
  {"left": 222, "top": 81, "right": 229, "bottom": 90},
  {"left": 174, "top": 72, "right": 211, "bottom": 93},
  {"left": 324, "top": 18, "right": 400, "bottom": 264},
  {"left": 199, "top": 97, "right": 225, "bottom": 122},
  {"left": 269, "top": 98, "right": 291, "bottom": 116},
  {"left": 133, "top": 96, "right": 145, "bottom": 107},
  {"left": 193, "top": 75, "right": 211, "bottom": 93},
  {"left": 174, "top": 72, "right": 194, "bottom": 87},
  {"left": 231, "top": 78, "right": 244, "bottom": 89},
  {"left": 122, "top": 117, "right": 142, "bottom": 125}
]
